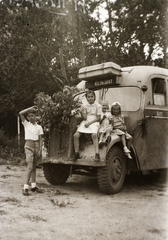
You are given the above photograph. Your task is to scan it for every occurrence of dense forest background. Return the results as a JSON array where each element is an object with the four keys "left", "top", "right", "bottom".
[{"left": 0, "top": 0, "right": 167, "bottom": 142}]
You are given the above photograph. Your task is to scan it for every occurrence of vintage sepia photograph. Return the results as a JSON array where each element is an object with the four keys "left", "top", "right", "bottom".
[{"left": 0, "top": 0, "right": 168, "bottom": 239}]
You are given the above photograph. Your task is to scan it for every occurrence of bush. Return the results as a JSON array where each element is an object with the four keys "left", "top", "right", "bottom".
[
  {"left": 34, "top": 89, "right": 81, "bottom": 149},
  {"left": 0, "top": 128, "right": 25, "bottom": 165}
]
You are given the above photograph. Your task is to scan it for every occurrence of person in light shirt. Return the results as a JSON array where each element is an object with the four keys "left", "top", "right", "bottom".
[
  {"left": 73, "top": 90, "right": 102, "bottom": 161},
  {"left": 19, "top": 106, "right": 43, "bottom": 196}
]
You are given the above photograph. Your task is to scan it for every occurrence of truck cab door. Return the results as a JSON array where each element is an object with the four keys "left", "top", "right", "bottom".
[{"left": 142, "top": 77, "right": 168, "bottom": 170}]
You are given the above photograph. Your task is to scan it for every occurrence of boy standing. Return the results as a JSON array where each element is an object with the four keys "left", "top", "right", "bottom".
[{"left": 19, "top": 106, "right": 43, "bottom": 196}]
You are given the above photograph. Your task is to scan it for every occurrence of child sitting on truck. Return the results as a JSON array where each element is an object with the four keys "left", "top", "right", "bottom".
[
  {"left": 73, "top": 90, "right": 102, "bottom": 161},
  {"left": 110, "top": 102, "right": 132, "bottom": 159},
  {"left": 98, "top": 100, "right": 111, "bottom": 148}
]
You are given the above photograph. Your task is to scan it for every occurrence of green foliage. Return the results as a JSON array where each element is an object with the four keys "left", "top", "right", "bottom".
[
  {"left": 0, "top": 0, "right": 165, "bottom": 140},
  {"left": 34, "top": 90, "right": 79, "bottom": 130},
  {"left": 0, "top": 0, "right": 103, "bottom": 113},
  {"left": 34, "top": 89, "right": 81, "bottom": 149},
  {"left": 0, "top": 1, "right": 68, "bottom": 115},
  {"left": 0, "top": 145, "right": 25, "bottom": 165},
  {"left": 109, "top": 0, "right": 164, "bottom": 66},
  {"left": 0, "top": 128, "right": 25, "bottom": 164}
]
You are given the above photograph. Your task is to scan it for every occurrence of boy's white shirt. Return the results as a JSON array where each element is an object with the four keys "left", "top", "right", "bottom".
[{"left": 22, "top": 119, "right": 43, "bottom": 141}]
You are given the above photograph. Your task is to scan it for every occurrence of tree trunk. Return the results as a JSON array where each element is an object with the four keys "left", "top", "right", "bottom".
[
  {"left": 76, "top": 12, "right": 85, "bottom": 67},
  {"left": 52, "top": 16, "right": 68, "bottom": 84},
  {"left": 59, "top": 44, "right": 68, "bottom": 83},
  {"left": 105, "top": 0, "right": 113, "bottom": 44}
]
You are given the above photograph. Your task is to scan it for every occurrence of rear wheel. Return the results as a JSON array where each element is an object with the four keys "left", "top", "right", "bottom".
[
  {"left": 43, "top": 164, "right": 70, "bottom": 185},
  {"left": 97, "top": 146, "right": 126, "bottom": 194}
]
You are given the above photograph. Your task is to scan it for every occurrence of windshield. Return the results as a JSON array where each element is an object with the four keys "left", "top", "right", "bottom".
[
  {"left": 104, "top": 87, "right": 141, "bottom": 111},
  {"left": 74, "top": 87, "right": 141, "bottom": 111}
]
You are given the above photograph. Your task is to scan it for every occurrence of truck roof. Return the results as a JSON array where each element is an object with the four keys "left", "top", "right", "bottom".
[
  {"left": 78, "top": 64, "right": 168, "bottom": 90},
  {"left": 120, "top": 65, "right": 168, "bottom": 86}
]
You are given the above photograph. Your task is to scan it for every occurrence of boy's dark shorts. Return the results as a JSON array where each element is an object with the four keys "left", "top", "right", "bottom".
[{"left": 24, "top": 140, "right": 41, "bottom": 163}]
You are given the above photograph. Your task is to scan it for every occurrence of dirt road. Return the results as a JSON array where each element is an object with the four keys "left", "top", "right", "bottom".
[{"left": 0, "top": 164, "right": 168, "bottom": 240}]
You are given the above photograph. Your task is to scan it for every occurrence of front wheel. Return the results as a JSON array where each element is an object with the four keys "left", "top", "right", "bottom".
[
  {"left": 43, "top": 164, "right": 70, "bottom": 185},
  {"left": 97, "top": 146, "right": 126, "bottom": 194}
]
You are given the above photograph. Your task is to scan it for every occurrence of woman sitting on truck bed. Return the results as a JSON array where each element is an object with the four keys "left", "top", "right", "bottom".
[{"left": 73, "top": 90, "right": 102, "bottom": 162}]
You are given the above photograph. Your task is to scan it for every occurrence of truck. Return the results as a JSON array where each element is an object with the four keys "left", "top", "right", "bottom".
[{"left": 41, "top": 62, "right": 168, "bottom": 194}]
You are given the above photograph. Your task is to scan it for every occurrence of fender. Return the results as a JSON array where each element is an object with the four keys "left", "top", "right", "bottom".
[
  {"left": 106, "top": 133, "right": 121, "bottom": 151},
  {"left": 106, "top": 133, "right": 140, "bottom": 171}
]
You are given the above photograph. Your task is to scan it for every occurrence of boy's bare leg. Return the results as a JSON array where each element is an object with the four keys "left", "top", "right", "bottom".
[
  {"left": 25, "top": 161, "right": 33, "bottom": 185},
  {"left": 30, "top": 160, "right": 43, "bottom": 192},
  {"left": 31, "top": 160, "right": 36, "bottom": 183}
]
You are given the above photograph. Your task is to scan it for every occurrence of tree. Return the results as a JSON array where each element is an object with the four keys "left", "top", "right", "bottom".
[
  {"left": 0, "top": 1, "right": 63, "bottom": 135},
  {"left": 0, "top": 0, "right": 103, "bottom": 136},
  {"left": 0, "top": 0, "right": 166, "bottom": 138},
  {"left": 162, "top": 0, "right": 168, "bottom": 68},
  {"left": 104, "top": 0, "right": 164, "bottom": 67}
]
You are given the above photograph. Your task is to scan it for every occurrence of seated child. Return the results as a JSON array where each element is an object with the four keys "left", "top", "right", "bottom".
[
  {"left": 110, "top": 102, "right": 132, "bottom": 159},
  {"left": 98, "top": 100, "right": 111, "bottom": 148},
  {"left": 73, "top": 90, "right": 102, "bottom": 161}
]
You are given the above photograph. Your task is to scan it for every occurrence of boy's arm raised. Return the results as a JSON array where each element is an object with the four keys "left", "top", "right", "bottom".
[{"left": 19, "top": 106, "right": 38, "bottom": 122}]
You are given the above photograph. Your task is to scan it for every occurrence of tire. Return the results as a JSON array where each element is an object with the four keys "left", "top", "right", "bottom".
[
  {"left": 97, "top": 146, "right": 126, "bottom": 194},
  {"left": 43, "top": 164, "right": 70, "bottom": 185}
]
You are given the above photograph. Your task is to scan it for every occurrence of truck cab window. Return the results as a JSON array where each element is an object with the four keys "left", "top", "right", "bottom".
[{"left": 152, "top": 78, "right": 166, "bottom": 106}]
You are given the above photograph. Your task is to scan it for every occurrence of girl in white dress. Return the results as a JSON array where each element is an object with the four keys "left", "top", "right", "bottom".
[{"left": 73, "top": 90, "right": 102, "bottom": 161}]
